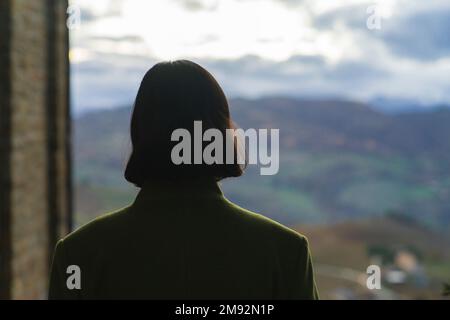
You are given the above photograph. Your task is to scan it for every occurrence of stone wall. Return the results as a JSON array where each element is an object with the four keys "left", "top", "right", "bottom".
[{"left": 0, "top": 0, "right": 71, "bottom": 299}]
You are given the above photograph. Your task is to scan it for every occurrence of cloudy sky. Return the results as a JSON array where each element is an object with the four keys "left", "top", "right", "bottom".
[{"left": 69, "top": 0, "right": 450, "bottom": 113}]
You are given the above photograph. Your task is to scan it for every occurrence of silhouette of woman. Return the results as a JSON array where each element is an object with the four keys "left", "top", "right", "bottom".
[{"left": 49, "top": 60, "right": 318, "bottom": 299}]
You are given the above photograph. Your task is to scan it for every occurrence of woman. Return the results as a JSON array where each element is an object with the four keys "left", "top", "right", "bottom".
[{"left": 49, "top": 60, "right": 318, "bottom": 299}]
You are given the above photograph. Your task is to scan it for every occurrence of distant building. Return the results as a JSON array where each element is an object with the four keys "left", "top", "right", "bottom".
[
  {"left": 385, "top": 268, "right": 407, "bottom": 284},
  {"left": 395, "top": 250, "right": 418, "bottom": 273},
  {"left": 395, "top": 250, "right": 428, "bottom": 287}
]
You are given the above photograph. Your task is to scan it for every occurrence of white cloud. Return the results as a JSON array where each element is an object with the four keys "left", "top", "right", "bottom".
[{"left": 69, "top": 0, "right": 450, "bottom": 112}]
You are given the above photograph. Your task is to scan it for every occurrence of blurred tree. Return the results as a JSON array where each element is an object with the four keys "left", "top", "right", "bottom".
[{"left": 443, "top": 282, "right": 450, "bottom": 296}]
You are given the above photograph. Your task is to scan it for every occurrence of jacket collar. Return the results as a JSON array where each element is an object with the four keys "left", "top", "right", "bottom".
[{"left": 133, "top": 177, "right": 224, "bottom": 207}]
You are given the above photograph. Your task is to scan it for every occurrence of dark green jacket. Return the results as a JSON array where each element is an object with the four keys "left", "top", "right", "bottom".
[{"left": 49, "top": 179, "right": 318, "bottom": 299}]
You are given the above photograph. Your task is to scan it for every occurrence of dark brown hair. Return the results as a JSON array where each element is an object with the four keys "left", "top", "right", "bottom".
[{"left": 125, "top": 60, "right": 243, "bottom": 187}]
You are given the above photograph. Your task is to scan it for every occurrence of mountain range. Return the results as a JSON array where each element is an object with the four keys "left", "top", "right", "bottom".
[{"left": 74, "top": 97, "right": 450, "bottom": 231}]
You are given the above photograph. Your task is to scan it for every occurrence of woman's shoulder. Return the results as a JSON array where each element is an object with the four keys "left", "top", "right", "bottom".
[
  {"left": 221, "top": 197, "right": 309, "bottom": 247},
  {"left": 59, "top": 205, "right": 133, "bottom": 250}
]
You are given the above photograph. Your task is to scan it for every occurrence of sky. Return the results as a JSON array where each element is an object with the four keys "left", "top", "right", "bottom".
[{"left": 69, "top": 0, "right": 450, "bottom": 114}]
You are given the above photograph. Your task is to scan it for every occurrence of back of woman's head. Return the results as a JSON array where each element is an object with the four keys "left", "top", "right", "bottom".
[{"left": 125, "top": 60, "right": 243, "bottom": 187}]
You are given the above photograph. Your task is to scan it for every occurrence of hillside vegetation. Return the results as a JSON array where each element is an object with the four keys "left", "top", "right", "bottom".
[
  {"left": 75, "top": 98, "right": 450, "bottom": 230},
  {"left": 74, "top": 97, "right": 450, "bottom": 299}
]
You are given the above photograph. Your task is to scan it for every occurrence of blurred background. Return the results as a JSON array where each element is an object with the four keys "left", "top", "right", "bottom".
[
  {"left": 1, "top": 0, "right": 449, "bottom": 299},
  {"left": 71, "top": 0, "right": 450, "bottom": 299}
]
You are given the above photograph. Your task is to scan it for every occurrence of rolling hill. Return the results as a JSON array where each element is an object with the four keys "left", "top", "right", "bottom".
[
  {"left": 74, "top": 97, "right": 450, "bottom": 231},
  {"left": 73, "top": 97, "right": 450, "bottom": 299},
  {"left": 296, "top": 214, "right": 450, "bottom": 299}
]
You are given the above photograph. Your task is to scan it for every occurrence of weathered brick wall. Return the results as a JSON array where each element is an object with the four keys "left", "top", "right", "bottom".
[
  {"left": 0, "top": 0, "right": 71, "bottom": 299},
  {"left": 9, "top": 0, "right": 50, "bottom": 300}
]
